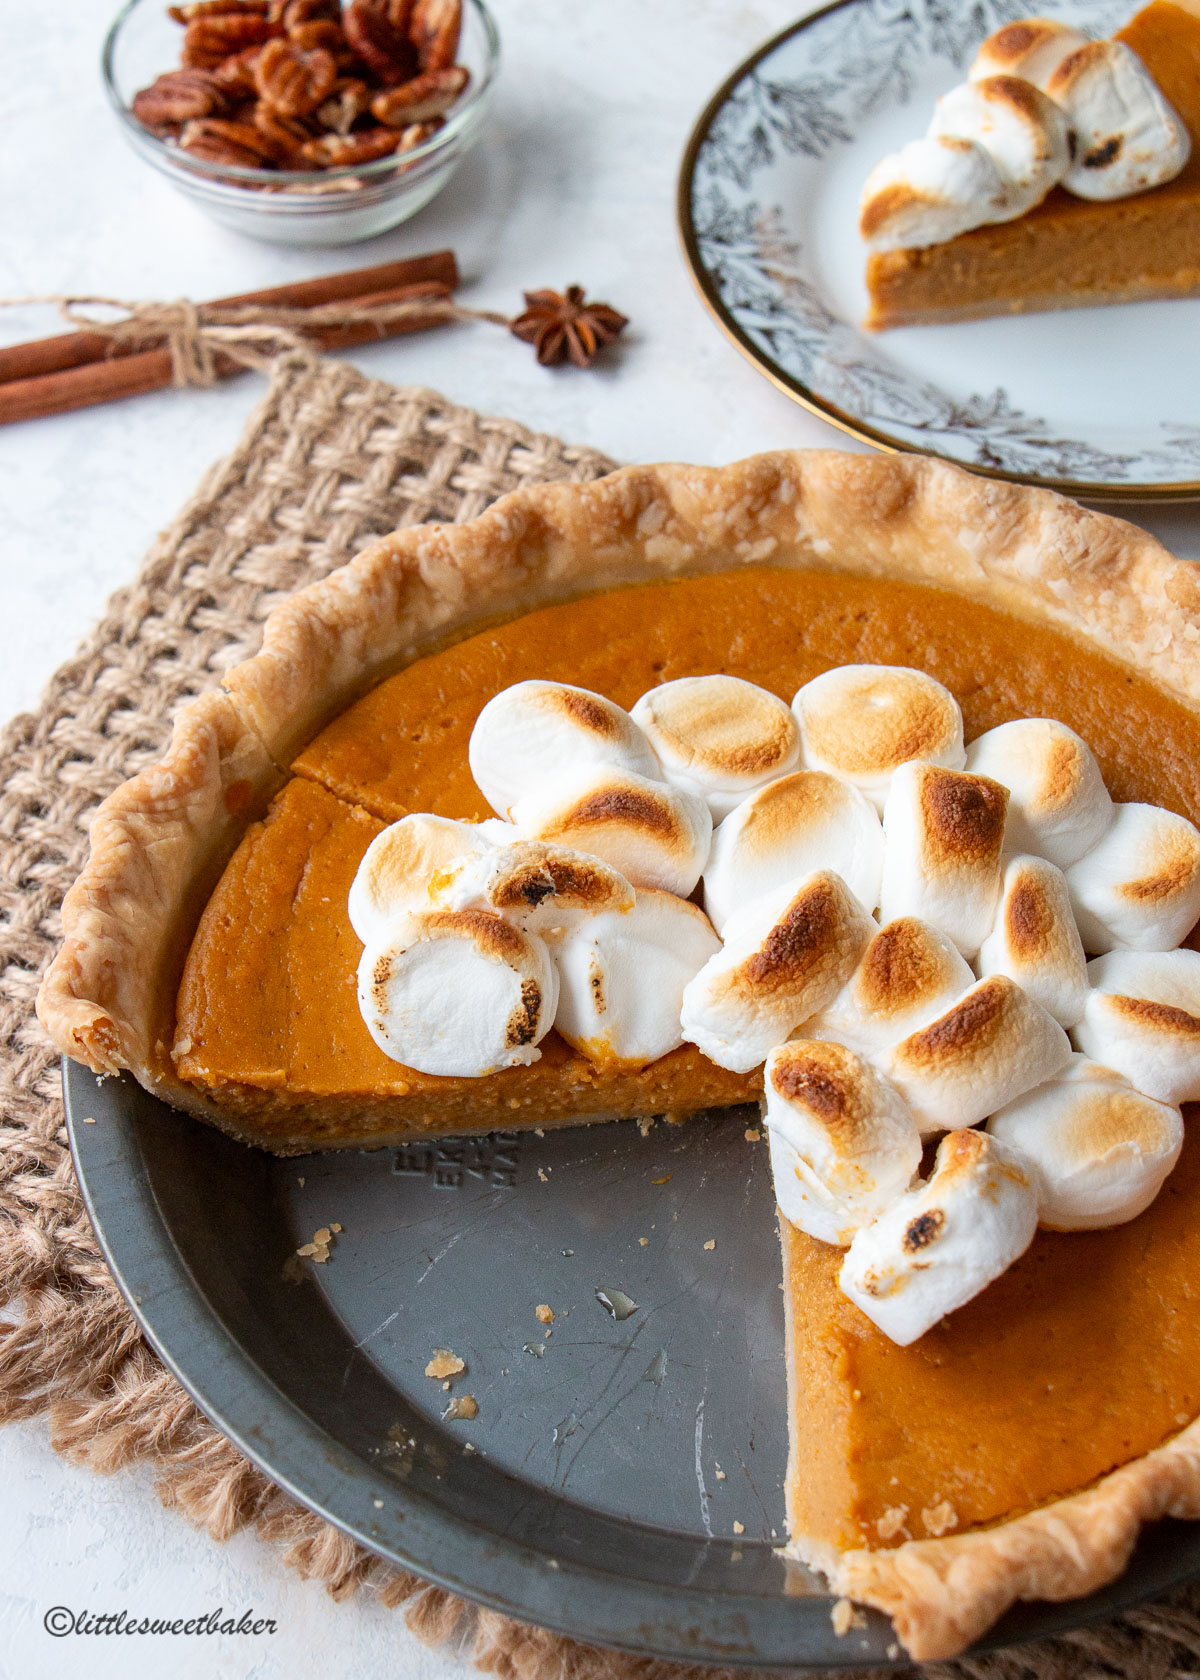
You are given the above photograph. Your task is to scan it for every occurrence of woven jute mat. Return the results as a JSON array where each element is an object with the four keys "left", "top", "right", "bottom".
[{"left": 5, "top": 351, "right": 1200, "bottom": 1680}]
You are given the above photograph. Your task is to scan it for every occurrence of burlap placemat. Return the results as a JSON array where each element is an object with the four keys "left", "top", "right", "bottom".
[{"left": 5, "top": 350, "right": 1200, "bottom": 1680}]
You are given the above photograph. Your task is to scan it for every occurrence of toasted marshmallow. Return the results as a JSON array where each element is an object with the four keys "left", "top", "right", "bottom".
[
  {"left": 1047, "top": 41, "right": 1191, "bottom": 201},
  {"left": 510, "top": 767, "right": 712, "bottom": 898},
  {"left": 840, "top": 1129, "right": 1038, "bottom": 1346},
  {"left": 357, "top": 909, "right": 559, "bottom": 1077},
  {"left": 977, "top": 854, "right": 1089, "bottom": 1028},
  {"left": 348, "top": 814, "right": 496, "bottom": 944},
  {"left": 1065, "top": 802, "right": 1200, "bottom": 953},
  {"left": 963, "top": 717, "right": 1113, "bottom": 867},
  {"left": 879, "top": 763, "right": 1008, "bottom": 958},
  {"left": 680, "top": 871, "right": 875, "bottom": 1074},
  {"left": 548, "top": 889, "right": 720, "bottom": 1070},
  {"left": 859, "top": 133, "right": 1013, "bottom": 252},
  {"left": 793, "top": 666, "right": 965, "bottom": 811},
  {"left": 702, "top": 771, "right": 883, "bottom": 935},
  {"left": 805, "top": 917, "right": 974, "bottom": 1058},
  {"left": 432, "top": 840, "right": 635, "bottom": 930},
  {"left": 468, "top": 681, "right": 662, "bottom": 819},
  {"left": 930, "top": 75, "right": 1072, "bottom": 219},
  {"left": 881, "top": 973, "right": 1072, "bottom": 1134},
  {"left": 1073, "top": 948, "right": 1200, "bottom": 1104},
  {"left": 630, "top": 676, "right": 800, "bottom": 820},
  {"left": 988, "top": 1055, "right": 1183, "bottom": 1230},
  {"left": 764, "top": 1039, "right": 922, "bottom": 1246},
  {"left": 969, "top": 19, "right": 1088, "bottom": 87}
]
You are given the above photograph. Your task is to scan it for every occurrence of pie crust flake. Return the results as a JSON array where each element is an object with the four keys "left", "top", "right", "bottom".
[{"left": 36, "top": 448, "right": 1200, "bottom": 1659}]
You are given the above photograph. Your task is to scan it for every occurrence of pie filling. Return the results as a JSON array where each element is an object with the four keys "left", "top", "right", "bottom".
[{"left": 175, "top": 565, "right": 1200, "bottom": 1569}]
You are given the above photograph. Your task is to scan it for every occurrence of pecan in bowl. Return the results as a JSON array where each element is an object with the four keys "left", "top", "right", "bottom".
[
  {"left": 252, "top": 36, "right": 338, "bottom": 116},
  {"left": 131, "top": 67, "right": 235, "bottom": 133},
  {"left": 104, "top": 0, "right": 496, "bottom": 239},
  {"left": 121, "top": 0, "right": 482, "bottom": 178}
]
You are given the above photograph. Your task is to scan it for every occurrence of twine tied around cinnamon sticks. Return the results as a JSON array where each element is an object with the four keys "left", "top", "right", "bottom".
[
  {"left": 1, "top": 291, "right": 510, "bottom": 388},
  {"left": 0, "top": 258, "right": 629, "bottom": 426}
]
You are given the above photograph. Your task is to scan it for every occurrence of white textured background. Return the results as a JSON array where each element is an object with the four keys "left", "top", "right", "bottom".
[{"left": 1, "top": 1, "right": 1196, "bottom": 1675}]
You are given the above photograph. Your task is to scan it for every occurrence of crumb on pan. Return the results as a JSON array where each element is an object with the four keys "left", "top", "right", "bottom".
[
  {"left": 831, "top": 1599, "right": 866, "bottom": 1634},
  {"left": 296, "top": 1221, "right": 342, "bottom": 1263},
  {"left": 425, "top": 1348, "right": 465, "bottom": 1380}
]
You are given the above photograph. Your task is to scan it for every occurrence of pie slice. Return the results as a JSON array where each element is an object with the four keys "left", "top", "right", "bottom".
[
  {"left": 864, "top": 0, "right": 1200, "bottom": 329},
  {"left": 37, "top": 450, "right": 1200, "bottom": 1659}
]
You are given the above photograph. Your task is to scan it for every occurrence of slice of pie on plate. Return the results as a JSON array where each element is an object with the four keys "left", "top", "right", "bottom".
[
  {"left": 861, "top": 0, "right": 1200, "bottom": 328},
  {"left": 37, "top": 449, "right": 1200, "bottom": 1660}
]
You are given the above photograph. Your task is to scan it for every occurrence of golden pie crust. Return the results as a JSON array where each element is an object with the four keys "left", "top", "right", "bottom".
[{"left": 36, "top": 448, "right": 1200, "bottom": 1659}]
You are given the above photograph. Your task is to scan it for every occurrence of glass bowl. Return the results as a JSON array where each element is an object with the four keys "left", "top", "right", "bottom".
[{"left": 102, "top": 0, "right": 499, "bottom": 245}]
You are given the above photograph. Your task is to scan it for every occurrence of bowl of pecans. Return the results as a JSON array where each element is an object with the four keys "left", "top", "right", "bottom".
[{"left": 103, "top": 0, "right": 499, "bottom": 244}]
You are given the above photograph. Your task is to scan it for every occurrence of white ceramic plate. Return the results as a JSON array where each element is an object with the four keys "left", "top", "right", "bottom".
[{"left": 678, "top": 0, "right": 1200, "bottom": 499}]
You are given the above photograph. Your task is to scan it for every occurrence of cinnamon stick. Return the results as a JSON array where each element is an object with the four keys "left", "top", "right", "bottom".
[
  {"left": 0, "top": 279, "right": 454, "bottom": 427},
  {"left": 0, "top": 249, "right": 459, "bottom": 387}
]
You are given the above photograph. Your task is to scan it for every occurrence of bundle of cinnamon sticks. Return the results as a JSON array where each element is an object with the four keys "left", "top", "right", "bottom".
[{"left": 0, "top": 249, "right": 458, "bottom": 426}]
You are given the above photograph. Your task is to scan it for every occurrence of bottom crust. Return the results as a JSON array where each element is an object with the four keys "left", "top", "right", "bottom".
[
  {"left": 790, "top": 1415, "right": 1200, "bottom": 1661},
  {"left": 865, "top": 274, "right": 1200, "bottom": 330},
  {"left": 154, "top": 1061, "right": 757, "bottom": 1154}
]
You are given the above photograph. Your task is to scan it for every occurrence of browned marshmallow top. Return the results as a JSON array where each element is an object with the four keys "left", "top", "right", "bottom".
[
  {"left": 725, "top": 873, "right": 871, "bottom": 1009},
  {"left": 634, "top": 675, "right": 797, "bottom": 783},
  {"left": 918, "top": 766, "right": 1009, "bottom": 869},
  {"left": 795, "top": 665, "right": 964, "bottom": 788},
  {"left": 853, "top": 917, "right": 969, "bottom": 1023},
  {"left": 770, "top": 1038, "right": 894, "bottom": 1137},
  {"left": 475, "top": 842, "right": 634, "bottom": 918}
]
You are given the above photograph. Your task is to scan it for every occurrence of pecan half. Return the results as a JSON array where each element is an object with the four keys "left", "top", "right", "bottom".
[
  {"left": 383, "top": 0, "right": 416, "bottom": 30},
  {"left": 300, "top": 125, "right": 402, "bottom": 165},
  {"left": 132, "top": 67, "right": 232, "bottom": 132},
  {"left": 253, "top": 99, "right": 318, "bottom": 164},
  {"left": 315, "top": 76, "right": 371, "bottom": 133},
  {"left": 288, "top": 18, "right": 354, "bottom": 65},
  {"left": 179, "top": 116, "right": 277, "bottom": 165},
  {"left": 254, "top": 36, "right": 338, "bottom": 116},
  {"left": 409, "top": 0, "right": 461, "bottom": 72},
  {"left": 212, "top": 44, "right": 264, "bottom": 90},
  {"left": 394, "top": 118, "right": 440, "bottom": 153},
  {"left": 278, "top": 0, "right": 340, "bottom": 22},
  {"left": 370, "top": 65, "right": 467, "bottom": 126},
  {"left": 342, "top": 0, "right": 418, "bottom": 84},
  {"left": 168, "top": 0, "right": 268, "bottom": 19},
  {"left": 181, "top": 13, "right": 279, "bottom": 67}
]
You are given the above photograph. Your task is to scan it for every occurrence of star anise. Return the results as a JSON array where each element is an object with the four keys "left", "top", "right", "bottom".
[{"left": 510, "top": 286, "right": 628, "bottom": 369}]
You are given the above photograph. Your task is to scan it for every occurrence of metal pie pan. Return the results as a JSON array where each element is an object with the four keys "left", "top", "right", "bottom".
[{"left": 65, "top": 1058, "right": 1200, "bottom": 1668}]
